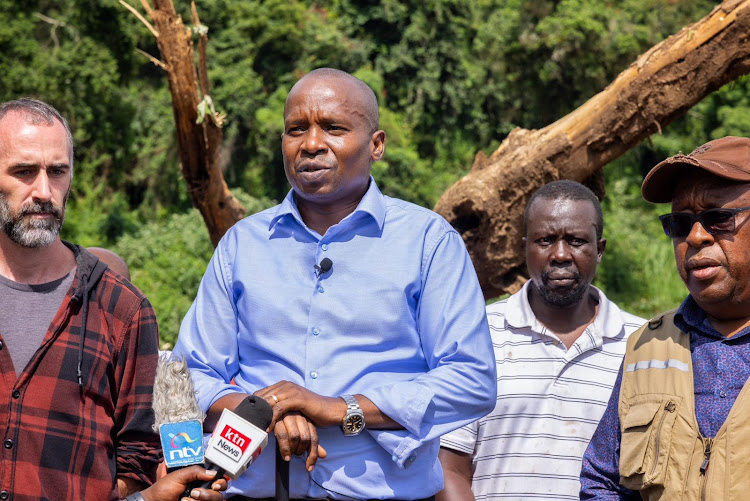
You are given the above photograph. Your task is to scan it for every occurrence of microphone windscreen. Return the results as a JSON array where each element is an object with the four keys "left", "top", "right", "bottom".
[
  {"left": 153, "top": 355, "right": 205, "bottom": 430},
  {"left": 233, "top": 395, "right": 273, "bottom": 431},
  {"left": 319, "top": 257, "right": 333, "bottom": 273}
]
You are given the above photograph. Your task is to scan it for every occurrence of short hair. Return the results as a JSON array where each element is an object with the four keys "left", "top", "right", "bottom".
[
  {"left": 288, "top": 68, "right": 379, "bottom": 132},
  {"left": 0, "top": 98, "right": 74, "bottom": 172},
  {"left": 524, "top": 180, "right": 604, "bottom": 239}
]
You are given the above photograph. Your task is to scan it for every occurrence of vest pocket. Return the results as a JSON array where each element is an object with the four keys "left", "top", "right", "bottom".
[{"left": 620, "top": 396, "right": 679, "bottom": 488}]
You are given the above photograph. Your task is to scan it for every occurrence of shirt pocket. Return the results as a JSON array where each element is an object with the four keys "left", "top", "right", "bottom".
[{"left": 619, "top": 396, "right": 679, "bottom": 488}]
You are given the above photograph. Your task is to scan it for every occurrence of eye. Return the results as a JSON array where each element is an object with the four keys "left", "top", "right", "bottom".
[
  {"left": 536, "top": 236, "right": 554, "bottom": 245},
  {"left": 285, "top": 125, "right": 306, "bottom": 135},
  {"left": 326, "top": 124, "right": 348, "bottom": 133},
  {"left": 12, "top": 167, "right": 34, "bottom": 177}
]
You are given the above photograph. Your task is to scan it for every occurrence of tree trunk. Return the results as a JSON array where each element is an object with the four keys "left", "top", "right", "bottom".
[
  {"left": 141, "top": 0, "right": 245, "bottom": 246},
  {"left": 434, "top": 0, "right": 750, "bottom": 299}
]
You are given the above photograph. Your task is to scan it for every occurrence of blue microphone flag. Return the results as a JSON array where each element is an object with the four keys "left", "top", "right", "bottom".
[{"left": 160, "top": 420, "right": 205, "bottom": 468}]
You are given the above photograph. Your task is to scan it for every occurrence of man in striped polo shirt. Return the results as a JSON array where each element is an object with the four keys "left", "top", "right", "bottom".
[{"left": 437, "top": 180, "right": 645, "bottom": 500}]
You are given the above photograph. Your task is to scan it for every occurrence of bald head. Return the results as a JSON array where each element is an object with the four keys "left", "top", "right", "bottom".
[
  {"left": 88, "top": 247, "right": 131, "bottom": 281},
  {"left": 285, "top": 68, "right": 379, "bottom": 133}
]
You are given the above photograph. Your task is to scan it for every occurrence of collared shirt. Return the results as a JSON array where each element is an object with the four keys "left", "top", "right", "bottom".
[
  {"left": 0, "top": 244, "right": 160, "bottom": 500},
  {"left": 174, "top": 179, "right": 497, "bottom": 499},
  {"left": 580, "top": 295, "right": 750, "bottom": 499},
  {"left": 440, "top": 282, "right": 644, "bottom": 500}
]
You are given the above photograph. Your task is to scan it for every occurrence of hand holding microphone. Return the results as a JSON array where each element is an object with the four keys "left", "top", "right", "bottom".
[{"left": 132, "top": 466, "right": 227, "bottom": 501}]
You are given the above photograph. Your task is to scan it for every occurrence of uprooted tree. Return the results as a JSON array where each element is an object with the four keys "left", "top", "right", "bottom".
[
  {"left": 123, "top": 0, "right": 750, "bottom": 296},
  {"left": 435, "top": 0, "right": 750, "bottom": 298},
  {"left": 121, "top": 0, "right": 246, "bottom": 247}
]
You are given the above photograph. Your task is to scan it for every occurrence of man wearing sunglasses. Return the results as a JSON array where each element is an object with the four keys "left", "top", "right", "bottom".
[{"left": 580, "top": 136, "right": 750, "bottom": 499}]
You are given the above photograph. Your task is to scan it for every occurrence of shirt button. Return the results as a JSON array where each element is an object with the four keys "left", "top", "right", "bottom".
[
  {"left": 317, "top": 286, "right": 324, "bottom": 293},
  {"left": 720, "top": 390, "right": 727, "bottom": 398},
  {"left": 4, "top": 440, "right": 12, "bottom": 449},
  {"left": 310, "top": 371, "right": 319, "bottom": 379},
  {"left": 312, "top": 328, "right": 320, "bottom": 336},
  {"left": 11, "top": 390, "right": 19, "bottom": 399},
  {"left": 0, "top": 491, "right": 8, "bottom": 500},
  {"left": 321, "top": 244, "right": 328, "bottom": 251}
]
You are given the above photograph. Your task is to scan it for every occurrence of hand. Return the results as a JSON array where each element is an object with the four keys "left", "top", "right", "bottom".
[
  {"left": 255, "top": 380, "right": 345, "bottom": 430},
  {"left": 274, "top": 411, "right": 328, "bottom": 471},
  {"left": 139, "top": 466, "right": 227, "bottom": 501}
]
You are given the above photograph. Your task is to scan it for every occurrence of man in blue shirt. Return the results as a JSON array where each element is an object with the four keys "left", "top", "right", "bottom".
[
  {"left": 580, "top": 136, "right": 750, "bottom": 499},
  {"left": 174, "top": 68, "right": 496, "bottom": 500}
]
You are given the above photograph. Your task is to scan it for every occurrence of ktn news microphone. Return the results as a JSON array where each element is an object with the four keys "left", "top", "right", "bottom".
[
  {"left": 200, "top": 394, "right": 274, "bottom": 485},
  {"left": 152, "top": 355, "right": 206, "bottom": 471}
]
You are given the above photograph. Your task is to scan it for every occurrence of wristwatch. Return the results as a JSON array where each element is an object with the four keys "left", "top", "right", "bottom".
[{"left": 340, "top": 394, "right": 365, "bottom": 436}]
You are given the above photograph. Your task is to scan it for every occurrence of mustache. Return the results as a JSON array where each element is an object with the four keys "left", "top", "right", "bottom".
[
  {"left": 541, "top": 270, "right": 580, "bottom": 283},
  {"left": 19, "top": 201, "right": 64, "bottom": 220}
]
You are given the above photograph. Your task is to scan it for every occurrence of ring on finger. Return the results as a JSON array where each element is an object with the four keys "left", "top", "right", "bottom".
[{"left": 271, "top": 394, "right": 279, "bottom": 404}]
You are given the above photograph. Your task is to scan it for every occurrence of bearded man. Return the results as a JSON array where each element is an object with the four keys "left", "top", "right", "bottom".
[
  {"left": 0, "top": 98, "right": 162, "bottom": 500},
  {"left": 438, "top": 180, "right": 645, "bottom": 500}
]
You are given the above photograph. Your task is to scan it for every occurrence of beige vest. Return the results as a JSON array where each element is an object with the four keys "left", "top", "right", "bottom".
[{"left": 618, "top": 310, "right": 750, "bottom": 500}]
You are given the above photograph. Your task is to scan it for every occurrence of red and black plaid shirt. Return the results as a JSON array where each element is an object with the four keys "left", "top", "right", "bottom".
[{"left": 0, "top": 244, "right": 160, "bottom": 500}]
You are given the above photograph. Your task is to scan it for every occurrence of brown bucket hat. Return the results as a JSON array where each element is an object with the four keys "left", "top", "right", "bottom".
[{"left": 641, "top": 136, "right": 750, "bottom": 203}]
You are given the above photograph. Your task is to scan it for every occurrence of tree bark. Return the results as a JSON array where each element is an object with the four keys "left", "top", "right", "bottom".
[
  {"left": 142, "top": 0, "right": 245, "bottom": 246},
  {"left": 434, "top": 0, "right": 750, "bottom": 299}
]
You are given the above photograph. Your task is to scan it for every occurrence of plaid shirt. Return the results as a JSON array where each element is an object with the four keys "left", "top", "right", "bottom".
[{"left": 0, "top": 244, "right": 160, "bottom": 500}]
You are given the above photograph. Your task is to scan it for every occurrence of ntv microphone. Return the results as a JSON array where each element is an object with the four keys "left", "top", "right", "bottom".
[{"left": 152, "top": 355, "right": 206, "bottom": 471}]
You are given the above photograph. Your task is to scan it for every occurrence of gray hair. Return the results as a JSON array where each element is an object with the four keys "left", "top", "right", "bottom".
[{"left": 0, "top": 98, "right": 74, "bottom": 174}]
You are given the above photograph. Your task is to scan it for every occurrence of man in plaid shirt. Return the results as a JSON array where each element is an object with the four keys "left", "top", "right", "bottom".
[{"left": 0, "top": 98, "right": 160, "bottom": 500}]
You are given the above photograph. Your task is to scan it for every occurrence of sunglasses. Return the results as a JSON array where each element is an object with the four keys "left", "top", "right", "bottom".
[{"left": 659, "top": 205, "right": 750, "bottom": 238}]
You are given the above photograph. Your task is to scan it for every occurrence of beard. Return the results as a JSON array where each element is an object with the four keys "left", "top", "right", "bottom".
[
  {"left": 0, "top": 191, "right": 67, "bottom": 248},
  {"left": 533, "top": 270, "right": 590, "bottom": 308}
]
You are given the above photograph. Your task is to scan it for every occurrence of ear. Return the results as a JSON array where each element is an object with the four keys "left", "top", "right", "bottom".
[
  {"left": 597, "top": 238, "right": 607, "bottom": 263},
  {"left": 370, "top": 130, "right": 386, "bottom": 161}
]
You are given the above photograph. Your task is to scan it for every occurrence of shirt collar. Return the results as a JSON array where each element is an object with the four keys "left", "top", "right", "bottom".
[
  {"left": 674, "top": 294, "right": 750, "bottom": 341},
  {"left": 505, "top": 281, "right": 625, "bottom": 339},
  {"left": 269, "top": 176, "right": 386, "bottom": 233}
]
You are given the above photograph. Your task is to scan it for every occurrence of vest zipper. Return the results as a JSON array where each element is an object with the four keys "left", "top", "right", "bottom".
[
  {"left": 648, "top": 400, "right": 676, "bottom": 478},
  {"left": 700, "top": 437, "right": 713, "bottom": 501}
]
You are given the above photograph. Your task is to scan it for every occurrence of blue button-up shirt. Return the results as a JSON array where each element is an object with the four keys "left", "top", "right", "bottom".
[
  {"left": 580, "top": 295, "right": 750, "bottom": 499},
  {"left": 174, "top": 179, "right": 497, "bottom": 499}
]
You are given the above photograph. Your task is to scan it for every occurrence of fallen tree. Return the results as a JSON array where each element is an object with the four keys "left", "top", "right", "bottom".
[
  {"left": 434, "top": 0, "right": 750, "bottom": 299},
  {"left": 121, "top": 0, "right": 245, "bottom": 246}
]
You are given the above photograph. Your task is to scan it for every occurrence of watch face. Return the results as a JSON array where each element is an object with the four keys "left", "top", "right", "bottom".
[{"left": 344, "top": 414, "right": 364, "bottom": 433}]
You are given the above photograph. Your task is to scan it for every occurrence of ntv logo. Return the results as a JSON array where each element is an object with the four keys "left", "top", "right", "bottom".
[
  {"left": 168, "top": 430, "right": 203, "bottom": 461},
  {"left": 160, "top": 420, "right": 205, "bottom": 467}
]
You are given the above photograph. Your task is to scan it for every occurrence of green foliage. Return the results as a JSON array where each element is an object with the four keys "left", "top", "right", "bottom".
[
  {"left": 1, "top": 0, "right": 746, "bottom": 335},
  {"left": 595, "top": 155, "right": 687, "bottom": 319}
]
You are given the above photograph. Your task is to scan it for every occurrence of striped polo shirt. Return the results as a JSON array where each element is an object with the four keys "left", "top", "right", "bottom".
[{"left": 440, "top": 282, "right": 645, "bottom": 500}]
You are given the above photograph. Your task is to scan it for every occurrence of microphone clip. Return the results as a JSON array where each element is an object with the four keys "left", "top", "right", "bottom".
[{"left": 314, "top": 258, "right": 333, "bottom": 278}]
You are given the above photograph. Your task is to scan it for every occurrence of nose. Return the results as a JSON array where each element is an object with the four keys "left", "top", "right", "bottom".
[
  {"left": 301, "top": 126, "right": 327, "bottom": 155},
  {"left": 685, "top": 220, "right": 714, "bottom": 248},
  {"left": 31, "top": 170, "right": 53, "bottom": 203},
  {"left": 550, "top": 240, "right": 572, "bottom": 264}
]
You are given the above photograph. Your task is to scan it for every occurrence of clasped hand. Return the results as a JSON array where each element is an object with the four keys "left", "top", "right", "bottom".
[{"left": 255, "top": 381, "right": 347, "bottom": 471}]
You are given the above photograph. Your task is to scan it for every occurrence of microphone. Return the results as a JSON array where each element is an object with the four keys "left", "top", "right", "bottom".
[
  {"left": 201, "top": 395, "right": 274, "bottom": 483},
  {"left": 314, "top": 257, "right": 333, "bottom": 277},
  {"left": 152, "top": 355, "right": 206, "bottom": 471}
]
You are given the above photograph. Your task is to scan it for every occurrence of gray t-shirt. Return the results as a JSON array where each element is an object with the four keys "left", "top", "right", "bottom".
[{"left": 0, "top": 271, "right": 74, "bottom": 376}]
